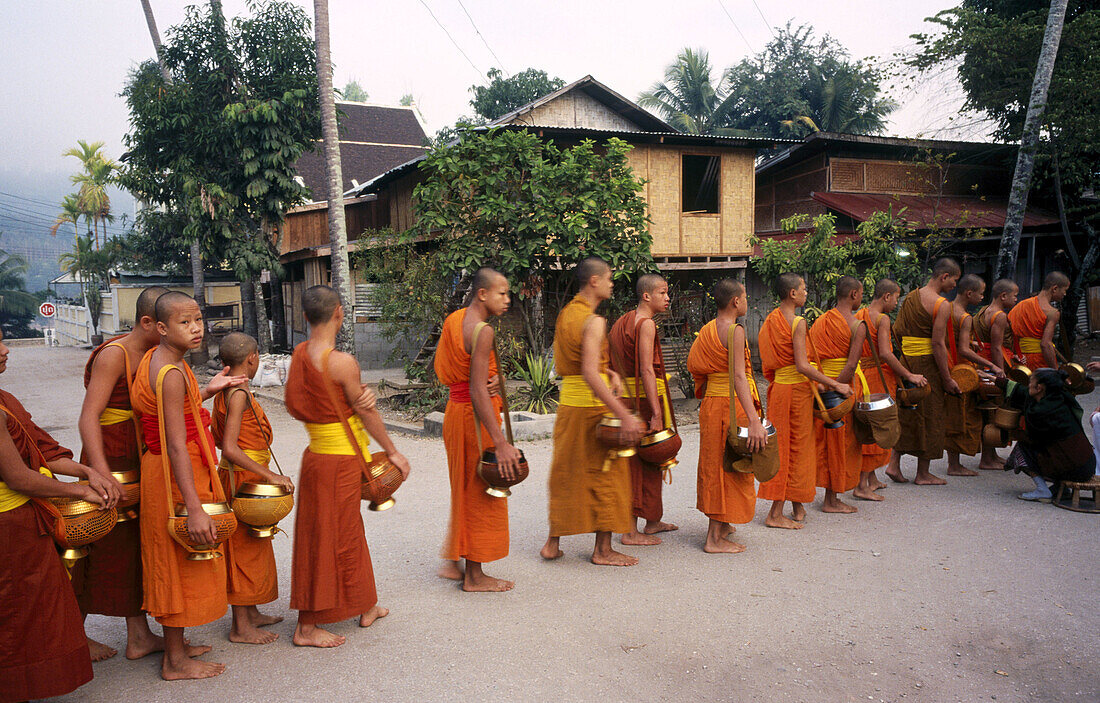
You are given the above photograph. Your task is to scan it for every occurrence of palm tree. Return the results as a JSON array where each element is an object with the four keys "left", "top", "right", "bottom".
[
  {"left": 314, "top": 0, "right": 355, "bottom": 350},
  {"left": 0, "top": 249, "right": 39, "bottom": 318},
  {"left": 50, "top": 194, "right": 85, "bottom": 242},
  {"left": 59, "top": 234, "right": 114, "bottom": 340},
  {"left": 781, "top": 64, "right": 896, "bottom": 136},
  {"left": 63, "top": 140, "right": 117, "bottom": 249},
  {"left": 638, "top": 48, "right": 740, "bottom": 135}
]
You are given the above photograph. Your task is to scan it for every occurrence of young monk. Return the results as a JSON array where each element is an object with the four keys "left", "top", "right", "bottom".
[
  {"left": 435, "top": 268, "right": 521, "bottom": 592},
  {"left": 211, "top": 332, "right": 295, "bottom": 644},
  {"left": 1008, "top": 271, "right": 1068, "bottom": 370},
  {"left": 944, "top": 275, "right": 993, "bottom": 477},
  {"left": 809, "top": 276, "right": 867, "bottom": 512},
  {"left": 887, "top": 258, "right": 961, "bottom": 485},
  {"left": 973, "top": 279, "right": 1019, "bottom": 470},
  {"left": 855, "top": 279, "right": 927, "bottom": 494},
  {"left": 286, "top": 285, "right": 411, "bottom": 648},
  {"left": 132, "top": 291, "right": 247, "bottom": 680},
  {"left": 75, "top": 285, "right": 167, "bottom": 662},
  {"left": 609, "top": 273, "right": 678, "bottom": 546},
  {"left": 0, "top": 328, "right": 103, "bottom": 701},
  {"left": 687, "top": 278, "right": 762, "bottom": 553},
  {"left": 757, "top": 273, "right": 851, "bottom": 529},
  {"left": 540, "top": 257, "right": 644, "bottom": 566}
]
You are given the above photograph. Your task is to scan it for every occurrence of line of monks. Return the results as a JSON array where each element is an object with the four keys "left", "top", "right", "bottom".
[{"left": 0, "top": 257, "right": 1071, "bottom": 698}]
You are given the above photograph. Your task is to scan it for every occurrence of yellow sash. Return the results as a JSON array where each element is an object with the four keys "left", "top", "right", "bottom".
[
  {"left": 901, "top": 336, "right": 933, "bottom": 356},
  {"left": 819, "top": 357, "right": 868, "bottom": 395},
  {"left": 0, "top": 467, "right": 54, "bottom": 513},
  {"left": 704, "top": 372, "right": 762, "bottom": 402},
  {"left": 559, "top": 374, "right": 609, "bottom": 408},
  {"left": 623, "top": 376, "right": 672, "bottom": 424},
  {"left": 772, "top": 364, "right": 807, "bottom": 384},
  {"left": 99, "top": 407, "right": 133, "bottom": 426},
  {"left": 1018, "top": 336, "right": 1042, "bottom": 354},
  {"left": 305, "top": 415, "right": 372, "bottom": 456},
  {"left": 217, "top": 447, "right": 272, "bottom": 472}
]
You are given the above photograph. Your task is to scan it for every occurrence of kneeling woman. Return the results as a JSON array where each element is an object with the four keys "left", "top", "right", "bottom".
[{"left": 998, "top": 368, "right": 1096, "bottom": 501}]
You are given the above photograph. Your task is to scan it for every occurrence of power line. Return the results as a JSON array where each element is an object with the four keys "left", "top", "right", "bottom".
[
  {"left": 454, "top": 0, "right": 507, "bottom": 76},
  {"left": 750, "top": 0, "right": 775, "bottom": 38},
  {"left": 715, "top": 0, "right": 754, "bottom": 55},
  {"left": 415, "top": 0, "right": 485, "bottom": 81}
]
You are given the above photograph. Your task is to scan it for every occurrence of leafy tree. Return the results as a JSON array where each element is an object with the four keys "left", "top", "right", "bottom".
[
  {"left": 638, "top": 48, "right": 739, "bottom": 135},
  {"left": 722, "top": 23, "right": 896, "bottom": 138},
  {"left": 341, "top": 79, "right": 369, "bottom": 102},
  {"left": 468, "top": 67, "right": 564, "bottom": 121},
  {"left": 399, "top": 93, "right": 415, "bottom": 106}
]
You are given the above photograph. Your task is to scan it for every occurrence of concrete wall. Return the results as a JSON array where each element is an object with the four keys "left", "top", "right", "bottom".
[{"left": 353, "top": 320, "right": 417, "bottom": 370}]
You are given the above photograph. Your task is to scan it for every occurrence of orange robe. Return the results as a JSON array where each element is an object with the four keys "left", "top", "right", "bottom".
[
  {"left": 687, "top": 320, "right": 756, "bottom": 524},
  {"left": 973, "top": 306, "right": 1014, "bottom": 369},
  {"left": 132, "top": 351, "right": 228, "bottom": 627},
  {"left": 434, "top": 308, "right": 508, "bottom": 564},
  {"left": 894, "top": 291, "right": 947, "bottom": 461},
  {"left": 609, "top": 309, "right": 674, "bottom": 523},
  {"left": 72, "top": 336, "right": 144, "bottom": 618},
  {"left": 547, "top": 295, "right": 633, "bottom": 537},
  {"left": 855, "top": 308, "right": 896, "bottom": 471},
  {"left": 212, "top": 388, "right": 278, "bottom": 606},
  {"left": 0, "top": 389, "right": 92, "bottom": 702},
  {"left": 1007, "top": 296, "right": 1048, "bottom": 369},
  {"left": 285, "top": 343, "right": 377, "bottom": 624},
  {"left": 943, "top": 311, "right": 982, "bottom": 456},
  {"left": 756, "top": 308, "right": 816, "bottom": 504},
  {"left": 808, "top": 309, "right": 862, "bottom": 493}
]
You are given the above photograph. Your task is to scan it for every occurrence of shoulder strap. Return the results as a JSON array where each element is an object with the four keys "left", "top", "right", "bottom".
[
  {"left": 469, "top": 322, "right": 515, "bottom": 458},
  {"left": 105, "top": 341, "right": 144, "bottom": 453},
  {"left": 0, "top": 402, "right": 66, "bottom": 525},
  {"left": 858, "top": 320, "right": 890, "bottom": 400},
  {"left": 219, "top": 386, "right": 285, "bottom": 496},
  {"left": 727, "top": 323, "right": 742, "bottom": 432},
  {"left": 318, "top": 348, "right": 373, "bottom": 478}
]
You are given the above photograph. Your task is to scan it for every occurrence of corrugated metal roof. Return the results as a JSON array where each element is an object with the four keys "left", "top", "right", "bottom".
[{"left": 811, "top": 191, "right": 1059, "bottom": 229}]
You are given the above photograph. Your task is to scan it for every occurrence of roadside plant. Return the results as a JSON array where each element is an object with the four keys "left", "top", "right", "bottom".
[{"left": 515, "top": 352, "right": 558, "bottom": 415}]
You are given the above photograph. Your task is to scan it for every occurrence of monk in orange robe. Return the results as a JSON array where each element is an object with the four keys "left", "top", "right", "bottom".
[
  {"left": 808, "top": 276, "right": 867, "bottom": 512},
  {"left": 541, "top": 257, "right": 644, "bottom": 566},
  {"left": 944, "top": 275, "right": 994, "bottom": 477},
  {"left": 887, "top": 258, "right": 961, "bottom": 485},
  {"left": 973, "top": 278, "right": 1019, "bottom": 470},
  {"left": 687, "top": 279, "right": 761, "bottom": 553},
  {"left": 0, "top": 333, "right": 103, "bottom": 701},
  {"left": 435, "top": 268, "right": 520, "bottom": 592},
  {"left": 855, "top": 279, "right": 927, "bottom": 494},
  {"left": 757, "top": 274, "right": 851, "bottom": 529},
  {"left": 211, "top": 332, "right": 294, "bottom": 644},
  {"left": 286, "top": 285, "right": 410, "bottom": 648},
  {"left": 75, "top": 285, "right": 167, "bottom": 662},
  {"left": 609, "top": 273, "right": 678, "bottom": 546},
  {"left": 1008, "top": 271, "right": 1069, "bottom": 370},
  {"left": 133, "top": 291, "right": 248, "bottom": 680}
]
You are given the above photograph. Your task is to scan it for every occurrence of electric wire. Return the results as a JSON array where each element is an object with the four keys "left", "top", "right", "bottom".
[
  {"left": 415, "top": 0, "right": 485, "bottom": 80},
  {"left": 715, "top": 0, "right": 754, "bottom": 55},
  {"left": 750, "top": 0, "right": 775, "bottom": 37},
  {"left": 454, "top": 0, "right": 507, "bottom": 76}
]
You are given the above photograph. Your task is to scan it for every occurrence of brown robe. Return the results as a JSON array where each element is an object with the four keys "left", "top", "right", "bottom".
[
  {"left": 943, "top": 311, "right": 982, "bottom": 456},
  {"left": 894, "top": 291, "right": 947, "bottom": 460}
]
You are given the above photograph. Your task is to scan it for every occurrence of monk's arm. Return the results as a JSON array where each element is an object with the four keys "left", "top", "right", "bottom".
[
  {"left": 931, "top": 302, "right": 956, "bottom": 388},
  {"left": 200, "top": 366, "right": 248, "bottom": 401},
  {"left": 0, "top": 412, "right": 103, "bottom": 505},
  {"left": 470, "top": 326, "right": 509, "bottom": 449},
  {"left": 162, "top": 368, "right": 216, "bottom": 543},
  {"left": 792, "top": 320, "right": 847, "bottom": 392},
  {"left": 221, "top": 390, "right": 289, "bottom": 489},
  {"left": 836, "top": 323, "right": 866, "bottom": 385},
  {"left": 989, "top": 313, "right": 1007, "bottom": 372},
  {"left": 581, "top": 316, "right": 634, "bottom": 420},
  {"left": 78, "top": 344, "right": 124, "bottom": 476},
  {"left": 636, "top": 319, "right": 663, "bottom": 429},
  {"left": 957, "top": 316, "right": 989, "bottom": 367},
  {"left": 878, "top": 318, "right": 914, "bottom": 382},
  {"left": 332, "top": 353, "right": 410, "bottom": 478},
  {"left": 1041, "top": 308, "right": 1060, "bottom": 368},
  {"left": 730, "top": 326, "right": 761, "bottom": 427}
]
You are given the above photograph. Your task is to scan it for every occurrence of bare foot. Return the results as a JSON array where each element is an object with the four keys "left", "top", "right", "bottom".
[
  {"left": 885, "top": 468, "right": 909, "bottom": 483},
  {"left": 161, "top": 657, "right": 225, "bottom": 680},
  {"left": 914, "top": 472, "right": 947, "bottom": 485},
  {"left": 359, "top": 605, "right": 389, "bottom": 627},
  {"left": 764, "top": 514, "right": 804, "bottom": 530},
  {"left": 540, "top": 540, "right": 563, "bottom": 560},
  {"left": 868, "top": 473, "right": 888, "bottom": 491},
  {"left": 947, "top": 465, "right": 979, "bottom": 476},
  {"left": 125, "top": 632, "right": 166, "bottom": 660},
  {"left": 591, "top": 549, "right": 639, "bottom": 566},
  {"left": 704, "top": 538, "right": 746, "bottom": 554},
  {"left": 88, "top": 638, "right": 117, "bottom": 662},
  {"left": 643, "top": 521, "right": 679, "bottom": 534},
  {"left": 621, "top": 530, "right": 661, "bottom": 546},
  {"left": 462, "top": 573, "right": 515, "bottom": 592},
  {"left": 791, "top": 503, "right": 807, "bottom": 522},
  {"left": 821, "top": 498, "right": 858, "bottom": 514},
  {"left": 292, "top": 624, "right": 345, "bottom": 648},
  {"left": 978, "top": 460, "right": 1005, "bottom": 471},
  {"left": 251, "top": 611, "right": 283, "bottom": 627},
  {"left": 229, "top": 623, "right": 278, "bottom": 645},
  {"left": 852, "top": 487, "right": 885, "bottom": 502},
  {"left": 437, "top": 561, "right": 463, "bottom": 580}
]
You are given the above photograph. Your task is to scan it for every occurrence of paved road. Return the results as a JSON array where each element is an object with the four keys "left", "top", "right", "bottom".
[{"left": 11, "top": 344, "right": 1097, "bottom": 703}]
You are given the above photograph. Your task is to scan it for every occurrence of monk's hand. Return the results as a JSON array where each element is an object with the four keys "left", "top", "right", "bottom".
[
  {"left": 487, "top": 374, "right": 502, "bottom": 397},
  {"left": 269, "top": 474, "right": 295, "bottom": 493},
  {"left": 77, "top": 484, "right": 107, "bottom": 509},
  {"left": 388, "top": 451, "right": 412, "bottom": 481},
  {"left": 747, "top": 420, "right": 767, "bottom": 453},
  {"left": 187, "top": 509, "right": 218, "bottom": 546},
  {"left": 619, "top": 412, "right": 645, "bottom": 444},
  {"left": 647, "top": 414, "right": 663, "bottom": 433},
  {"left": 1086, "top": 361, "right": 1100, "bottom": 375},
  {"left": 85, "top": 468, "right": 122, "bottom": 510},
  {"left": 206, "top": 367, "right": 249, "bottom": 396},
  {"left": 832, "top": 381, "right": 852, "bottom": 398},
  {"left": 908, "top": 373, "right": 928, "bottom": 388},
  {"left": 607, "top": 370, "right": 624, "bottom": 397},
  {"left": 495, "top": 442, "right": 523, "bottom": 481},
  {"left": 353, "top": 385, "right": 376, "bottom": 413},
  {"left": 944, "top": 377, "right": 962, "bottom": 395}
]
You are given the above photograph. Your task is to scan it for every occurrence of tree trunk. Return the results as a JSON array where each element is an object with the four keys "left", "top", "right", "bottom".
[
  {"left": 253, "top": 277, "right": 271, "bottom": 353},
  {"left": 313, "top": 0, "right": 355, "bottom": 352},
  {"left": 269, "top": 269, "right": 287, "bottom": 350},
  {"left": 1063, "top": 221, "right": 1100, "bottom": 347},
  {"left": 190, "top": 240, "right": 210, "bottom": 364},
  {"left": 240, "top": 275, "right": 257, "bottom": 339},
  {"left": 995, "top": 0, "right": 1069, "bottom": 280}
]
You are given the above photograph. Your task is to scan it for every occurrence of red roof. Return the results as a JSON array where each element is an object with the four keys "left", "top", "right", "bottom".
[{"left": 811, "top": 192, "right": 1059, "bottom": 229}]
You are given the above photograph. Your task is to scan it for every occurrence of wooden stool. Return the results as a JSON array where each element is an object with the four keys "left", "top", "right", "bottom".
[{"left": 1053, "top": 475, "right": 1100, "bottom": 514}]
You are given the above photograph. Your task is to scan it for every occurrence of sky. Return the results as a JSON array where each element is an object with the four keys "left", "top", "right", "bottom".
[{"left": 0, "top": 0, "right": 975, "bottom": 284}]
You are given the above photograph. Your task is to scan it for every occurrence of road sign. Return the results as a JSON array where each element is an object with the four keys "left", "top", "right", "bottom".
[{"left": 39, "top": 302, "right": 56, "bottom": 318}]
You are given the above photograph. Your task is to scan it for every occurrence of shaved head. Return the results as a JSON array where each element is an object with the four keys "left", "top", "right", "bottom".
[
  {"left": 713, "top": 278, "right": 744, "bottom": 310},
  {"left": 136, "top": 286, "right": 170, "bottom": 321},
  {"left": 958, "top": 274, "right": 984, "bottom": 294},
  {"left": 471, "top": 267, "right": 505, "bottom": 296},
  {"left": 992, "top": 278, "right": 1018, "bottom": 298},
  {"left": 302, "top": 285, "right": 341, "bottom": 325},
  {"left": 636, "top": 273, "right": 666, "bottom": 299},
  {"left": 154, "top": 291, "right": 195, "bottom": 323},
  {"left": 775, "top": 273, "right": 804, "bottom": 300},
  {"left": 574, "top": 257, "right": 610, "bottom": 289},
  {"left": 932, "top": 257, "right": 961, "bottom": 278},
  {"left": 873, "top": 278, "right": 900, "bottom": 299},
  {"left": 1043, "top": 271, "right": 1070, "bottom": 289},
  {"left": 219, "top": 332, "right": 257, "bottom": 367},
  {"left": 836, "top": 275, "right": 862, "bottom": 301}
]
